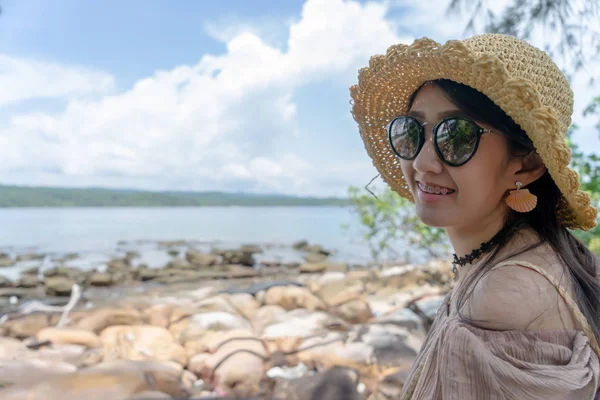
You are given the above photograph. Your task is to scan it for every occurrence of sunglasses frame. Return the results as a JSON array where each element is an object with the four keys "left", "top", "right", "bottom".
[{"left": 387, "top": 115, "right": 495, "bottom": 167}]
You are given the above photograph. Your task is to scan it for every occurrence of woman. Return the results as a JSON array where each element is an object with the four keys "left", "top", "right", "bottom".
[{"left": 350, "top": 34, "right": 600, "bottom": 399}]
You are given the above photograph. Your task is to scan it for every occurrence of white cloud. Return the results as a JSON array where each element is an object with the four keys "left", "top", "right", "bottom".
[
  {"left": 0, "top": 55, "right": 115, "bottom": 106},
  {"left": 1, "top": 0, "right": 405, "bottom": 195},
  {"left": 2, "top": 0, "right": 598, "bottom": 196}
]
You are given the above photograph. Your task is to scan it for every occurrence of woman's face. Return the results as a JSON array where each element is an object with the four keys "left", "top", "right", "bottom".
[{"left": 400, "top": 84, "right": 517, "bottom": 231}]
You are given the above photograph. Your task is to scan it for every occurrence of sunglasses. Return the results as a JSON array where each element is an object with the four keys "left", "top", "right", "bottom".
[{"left": 387, "top": 116, "right": 495, "bottom": 167}]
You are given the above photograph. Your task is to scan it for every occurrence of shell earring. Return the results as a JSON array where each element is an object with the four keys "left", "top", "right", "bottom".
[{"left": 505, "top": 181, "right": 537, "bottom": 212}]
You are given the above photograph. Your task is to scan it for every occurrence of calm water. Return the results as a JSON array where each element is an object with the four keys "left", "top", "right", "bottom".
[{"left": 0, "top": 206, "right": 419, "bottom": 280}]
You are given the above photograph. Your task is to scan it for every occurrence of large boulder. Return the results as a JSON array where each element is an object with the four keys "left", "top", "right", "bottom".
[
  {"left": 299, "top": 262, "right": 347, "bottom": 274},
  {"left": 16, "top": 252, "right": 45, "bottom": 262},
  {"left": 75, "top": 308, "right": 146, "bottom": 333},
  {"left": 187, "top": 329, "right": 266, "bottom": 397},
  {"left": 101, "top": 325, "right": 187, "bottom": 366},
  {"left": 0, "top": 359, "right": 77, "bottom": 387},
  {"left": 0, "top": 360, "right": 188, "bottom": 400},
  {"left": 0, "top": 275, "right": 12, "bottom": 288},
  {"left": 221, "top": 249, "right": 255, "bottom": 267},
  {"left": 165, "top": 257, "right": 193, "bottom": 270},
  {"left": 185, "top": 249, "right": 220, "bottom": 267},
  {"left": 37, "top": 327, "right": 102, "bottom": 348},
  {"left": 43, "top": 266, "right": 79, "bottom": 279},
  {"left": 44, "top": 276, "right": 75, "bottom": 297},
  {"left": 0, "top": 253, "right": 14, "bottom": 267},
  {"left": 3, "top": 314, "right": 54, "bottom": 339},
  {"left": 263, "top": 286, "right": 327, "bottom": 311},
  {"left": 106, "top": 258, "right": 130, "bottom": 271},
  {"left": 16, "top": 274, "right": 39, "bottom": 288},
  {"left": 88, "top": 272, "right": 113, "bottom": 287}
]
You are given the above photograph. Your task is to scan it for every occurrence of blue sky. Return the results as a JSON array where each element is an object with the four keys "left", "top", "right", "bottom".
[{"left": 0, "top": 0, "right": 598, "bottom": 196}]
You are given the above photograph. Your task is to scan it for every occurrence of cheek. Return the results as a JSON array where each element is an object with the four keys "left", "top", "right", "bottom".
[
  {"left": 453, "top": 158, "right": 507, "bottom": 205},
  {"left": 400, "top": 161, "right": 415, "bottom": 188}
]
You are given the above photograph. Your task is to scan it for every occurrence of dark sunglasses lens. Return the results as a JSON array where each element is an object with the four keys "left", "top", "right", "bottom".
[
  {"left": 436, "top": 118, "right": 478, "bottom": 165},
  {"left": 389, "top": 117, "right": 421, "bottom": 159}
]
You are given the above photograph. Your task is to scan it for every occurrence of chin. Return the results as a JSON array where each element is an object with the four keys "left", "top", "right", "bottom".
[{"left": 415, "top": 207, "right": 450, "bottom": 228}]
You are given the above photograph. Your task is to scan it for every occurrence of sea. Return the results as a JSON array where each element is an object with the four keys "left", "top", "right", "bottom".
[{"left": 0, "top": 206, "right": 431, "bottom": 280}]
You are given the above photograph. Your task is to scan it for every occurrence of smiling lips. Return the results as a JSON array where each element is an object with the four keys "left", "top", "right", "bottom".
[{"left": 416, "top": 181, "right": 455, "bottom": 195}]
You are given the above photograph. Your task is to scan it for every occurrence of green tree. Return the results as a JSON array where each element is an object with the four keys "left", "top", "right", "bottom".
[{"left": 342, "top": 184, "right": 448, "bottom": 263}]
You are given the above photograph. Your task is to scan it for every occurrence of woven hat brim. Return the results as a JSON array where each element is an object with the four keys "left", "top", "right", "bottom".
[{"left": 350, "top": 37, "right": 598, "bottom": 231}]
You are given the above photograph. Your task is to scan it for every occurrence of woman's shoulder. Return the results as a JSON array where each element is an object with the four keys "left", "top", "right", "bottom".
[{"left": 461, "top": 243, "right": 578, "bottom": 332}]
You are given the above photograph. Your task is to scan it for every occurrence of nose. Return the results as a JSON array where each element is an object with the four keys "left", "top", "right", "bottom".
[{"left": 413, "top": 129, "right": 444, "bottom": 175}]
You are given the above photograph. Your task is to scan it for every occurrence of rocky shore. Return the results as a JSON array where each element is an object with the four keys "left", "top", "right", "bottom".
[{"left": 0, "top": 241, "right": 452, "bottom": 399}]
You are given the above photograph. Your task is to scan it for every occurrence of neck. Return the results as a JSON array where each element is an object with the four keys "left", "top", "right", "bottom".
[{"left": 446, "top": 211, "right": 507, "bottom": 279}]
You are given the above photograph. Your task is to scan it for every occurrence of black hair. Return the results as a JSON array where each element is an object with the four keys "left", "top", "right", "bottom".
[{"left": 408, "top": 79, "right": 600, "bottom": 340}]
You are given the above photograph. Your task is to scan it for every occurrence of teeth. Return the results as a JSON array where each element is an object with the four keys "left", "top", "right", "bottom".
[{"left": 418, "top": 182, "right": 453, "bottom": 195}]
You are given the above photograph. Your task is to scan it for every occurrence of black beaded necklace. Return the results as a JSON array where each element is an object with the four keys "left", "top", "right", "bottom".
[{"left": 451, "top": 229, "right": 505, "bottom": 281}]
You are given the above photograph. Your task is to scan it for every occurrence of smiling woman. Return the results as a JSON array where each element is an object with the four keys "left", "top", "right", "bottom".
[{"left": 351, "top": 34, "right": 600, "bottom": 399}]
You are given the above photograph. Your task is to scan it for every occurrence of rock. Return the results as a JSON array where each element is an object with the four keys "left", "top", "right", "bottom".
[
  {"left": 0, "top": 253, "right": 14, "bottom": 267},
  {"left": 292, "top": 240, "right": 309, "bottom": 250},
  {"left": 137, "top": 266, "right": 160, "bottom": 281},
  {"left": 107, "top": 258, "right": 130, "bottom": 272},
  {"left": 3, "top": 314, "right": 53, "bottom": 339},
  {"left": 182, "top": 328, "right": 254, "bottom": 358},
  {"left": 0, "top": 275, "right": 12, "bottom": 288},
  {"left": 221, "top": 250, "right": 255, "bottom": 267},
  {"left": 32, "top": 343, "right": 90, "bottom": 364},
  {"left": 16, "top": 252, "right": 45, "bottom": 262},
  {"left": 263, "top": 286, "right": 327, "bottom": 311},
  {"left": 167, "top": 248, "right": 180, "bottom": 257},
  {"left": 101, "top": 325, "right": 188, "bottom": 366},
  {"left": 0, "top": 337, "right": 31, "bottom": 360},
  {"left": 53, "top": 253, "right": 78, "bottom": 263},
  {"left": 187, "top": 330, "right": 266, "bottom": 397},
  {"left": 166, "top": 257, "right": 193, "bottom": 270},
  {"left": 300, "top": 262, "right": 347, "bottom": 274},
  {"left": 318, "top": 272, "right": 346, "bottom": 285},
  {"left": 125, "top": 251, "right": 141, "bottom": 261},
  {"left": 334, "top": 300, "right": 373, "bottom": 324},
  {"left": 129, "top": 391, "right": 173, "bottom": 399},
  {"left": 239, "top": 244, "right": 262, "bottom": 254},
  {"left": 17, "top": 274, "right": 39, "bottom": 288},
  {"left": 376, "top": 368, "right": 412, "bottom": 399},
  {"left": 272, "top": 367, "right": 361, "bottom": 400},
  {"left": 0, "top": 360, "right": 188, "bottom": 400},
  {"left": 172, "top": 312, "right": 253, "bottom": 342},
  {"left": 76, "top": 308, "right": 146, "bottom": 333},
  {"left": 22, "top": 266, "right": 40, "bottom": 275},
  {"left": 37, "top": 327, "right": 102, "bottom": 348},
  {"left": 44, "top": 276, "right": 75, "bottom": 296},
  {"left": 89, "top": 272, "right": 113, "bottom": 287},
  {"left": 262, "top": 310, "right": 344, "bottom": 338},
  {"left": 43, "top": 266, "right": 79, "bottom": 279},
  {"left": 144, "top": 304, "right": 175, "bottom": 328},
  {"left": 317, "top": 278, "right": 365, "bottom": 306},
  {"left": 185, "top": 249, "right": 220, "bottom": 267},
  {"left": 251, "top": 305, "right": 287, "bottom": 335},
  {"left": 304, "top": 253, "right": 328, "bottom": 263},
  {"left": 0, "top": 359, "right": 77, "bottom": 386},
  {"left": 226, "top": 293, "right": 260, "bottom": 320},
  {"left": 347, "top": 324, "right": 423, "bottom": 366}
]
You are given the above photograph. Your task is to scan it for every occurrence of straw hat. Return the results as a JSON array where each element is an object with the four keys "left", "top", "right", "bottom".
[{"left": 350, "top": 33, "right": 598, "bottom": 231}]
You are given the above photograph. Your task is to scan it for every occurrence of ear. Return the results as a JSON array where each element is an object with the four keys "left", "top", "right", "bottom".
[{"left": 512, "top": 151, "right": 547, "bottom": 186}]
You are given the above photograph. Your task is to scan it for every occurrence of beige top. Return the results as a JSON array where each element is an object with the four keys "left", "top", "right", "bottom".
[{"left": 400, "top": 260, "right": 600, "bottom": 400}]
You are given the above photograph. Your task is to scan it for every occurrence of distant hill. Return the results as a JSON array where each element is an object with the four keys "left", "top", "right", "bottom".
[{"left": 0, "top": 184, "right": 351, "bottom": 207}]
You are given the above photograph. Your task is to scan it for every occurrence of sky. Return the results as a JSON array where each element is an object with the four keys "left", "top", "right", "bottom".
[{"left": 0, "top": 0, "right": 598, "bottom": 197}]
